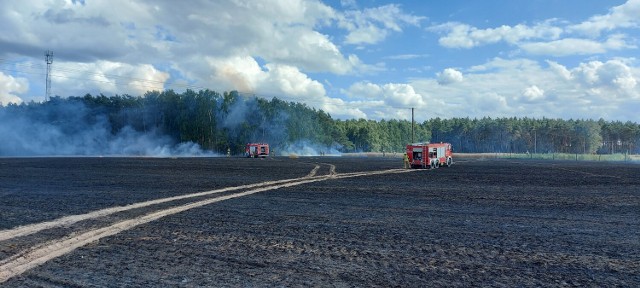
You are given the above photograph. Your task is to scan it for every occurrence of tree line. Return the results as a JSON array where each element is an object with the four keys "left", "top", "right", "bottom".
[{"left": 2, "top": 90, "right": 638, "bottom": 155}]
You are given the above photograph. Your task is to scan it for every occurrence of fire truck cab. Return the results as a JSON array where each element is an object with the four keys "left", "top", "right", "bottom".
[
  {"left": 406, "top": 142, "right": 453, "bottom": 169},
  {"left": 245, "top": 143, "right": 269, "bottom": 158}
]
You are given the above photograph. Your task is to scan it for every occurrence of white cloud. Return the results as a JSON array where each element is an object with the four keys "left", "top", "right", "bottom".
[
  {"left": 204, "top": 55, "right": 367, "bottom": 119},
  {"left": 520, "top": 34, "right": 635, "bottom": 56},
  {"left": 546, "top": 60, "right": 572, "bottom": 80},
  {"left": 0, "top": 72, "right": 28, "bottom": 104},
  {"left": 431, "top": 23, "right": 475, "bottom": 48},
  {"left": 2, "top": 1, "right": 638, "bottom": 123},
  {"left": 126, "top": 64, "right": 171, "bottom": 95},
  {"left": 382, "top": 83, "right": 425, "bottom": 107},
  {"left": 340, "top": 0, "right": 358, "bottom": 9},
  {"left": 343, "top": 81, "right": 382, "bottom": 99},
  {"left": 409, "top": 57, "right": 640, "bottom": 121},
  {"left": 206, "top": 55, "right": 326, "bottom": 98},
  {"left": 0, "top": 1, "right": 356, "bottom": 74},
  {"left": 344, "top": 81, "right": 424, "bottom": 108},
  {"left": 321, "top": 97, "right": 367, "bottom": 119},
  {"left": 0, "top": 0, "right": 426, "bottom": 119},
  {"left": 170, "top": 0, "right": 356, "bottom": 75},
  {"left": 253, "top": 26, "right": 355, "bottom": 75},
  {"left": 0, "top": 0, "right": 372, "bottom": 103},
  {"left": 429, "top": 3, "right": 638, "bottom": 57},
  {"left": 430, "top": 21, "right": 562, "bottom": 49},
  {"left": 263, "top": 63, "right": 327, "bottom": 98},
  {"left": 437, "top": 68, "right": 464, "bottom": 85},
  {"left": 569, "top": 0, "right": 640, "bottom": 37},
  {"left": 572, "top": 59, "right": 638, "bottom": 91},
  {"left": 521, "top": 85, "right": 545, "bottom": 102},
  {"left": 468, "top": 57, "right": 541, "bottom": 73},
  {"left": 474, "top": 92, "right": 509, "bottom": 112},
  {"left": 0, "top": 0, "right": 393, "bottom": 119},
  {"left": 384, "top": 54, "right": 428, "bottom": 60},
  {"left": 339, "top": 4, "right": 424, "bottom": 45},
  {"left": 53, "top": 61, "right": 169, "bottom": 96},
  {"left": 206, "top": 56, "right": 264, "bottom": 93}
]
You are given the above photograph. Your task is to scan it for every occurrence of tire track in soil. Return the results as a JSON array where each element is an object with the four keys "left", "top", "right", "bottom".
[
  {"left": 0, "top": 163, "right": 329, "bottom": 243},
  {"left": 304, "top": 163, "right": 336, "bottom": 178},
  {"left": 0, "top": 167, "right": 418, "bottom": 283},
  {"left": 325, "top": 163, "right": 337, "bottom": 176},
  {"left": 306, "top": 164, "right": 321, "bottom": 177}
]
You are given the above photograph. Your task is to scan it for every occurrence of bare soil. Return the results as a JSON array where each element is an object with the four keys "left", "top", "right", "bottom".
[{"left": 0, "top": 157, "right": 638, "bottom": 287}]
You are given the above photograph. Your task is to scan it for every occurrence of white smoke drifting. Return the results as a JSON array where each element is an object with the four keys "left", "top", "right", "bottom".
[
  {"left": 278, "top": 140, "right": 342, "bottom": 156},
  {"left": 0, "top": 100, "right": 214, "bottom": 157}
]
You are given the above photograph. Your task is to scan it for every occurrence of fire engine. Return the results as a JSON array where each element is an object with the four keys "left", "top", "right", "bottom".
[
  {"left": 245, "top": 143, "right": 269, "bottom": 158},
  {"left": 406, "top": 142, "right": 453, "bottom": 169}
]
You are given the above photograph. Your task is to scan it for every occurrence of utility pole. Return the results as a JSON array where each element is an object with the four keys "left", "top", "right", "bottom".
[
  {"left": 411, "top": 107, "right": 415, "bottom": 144},
  {"left": 534, "top": 129, "right": 537, "bottom": 154},
  {"left": 45, "top": 50, "right": 54, "bottom": 101}
]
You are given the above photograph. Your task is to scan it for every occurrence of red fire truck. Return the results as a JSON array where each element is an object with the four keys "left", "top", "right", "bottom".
[
  {"left": 245, "top": 143, "right": 269, "bottom": 158},
  {"left": 406, "top": 142, "right": 453, "bottom": 169}
]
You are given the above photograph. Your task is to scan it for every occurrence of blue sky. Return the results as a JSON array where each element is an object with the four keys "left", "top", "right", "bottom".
[{"left": 0, "top": 0, "right": 638, "bottom": 122}]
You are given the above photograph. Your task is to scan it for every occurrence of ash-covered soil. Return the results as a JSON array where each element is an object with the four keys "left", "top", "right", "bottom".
[{"left": 1, "top": 156, "right": 639, "bottom": 287}]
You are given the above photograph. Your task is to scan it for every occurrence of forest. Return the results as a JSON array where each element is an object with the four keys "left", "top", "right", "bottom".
[{"left": 0, "top": 89, "right": 638, "bottom": 156}]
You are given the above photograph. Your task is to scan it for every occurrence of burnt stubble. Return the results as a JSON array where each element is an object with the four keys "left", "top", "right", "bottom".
[{"left": 1, "top": 157, "right": 638, "bottom": 287}]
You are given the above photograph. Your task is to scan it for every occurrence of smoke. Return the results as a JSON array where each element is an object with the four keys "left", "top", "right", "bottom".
[
  {"left": 0, "top": 100, "right": 214, "bottom": 157},
  {"left": 278, "top": 140, "right": 342, "bottom": 156},
  {"left": 221, "top": 95, "right": 257, "bottom": 129},
  {"left": 218, "top": 95, "right": 281, "bottom": 144},
  {"left": 216, "top": 95, "right": 342, "bottom": 156},
  {"left": 0, "top": 91, "right": 346, "bottom": 157},
  {"left": 106, "top": 127, "right": 211, "bottom": 156}
]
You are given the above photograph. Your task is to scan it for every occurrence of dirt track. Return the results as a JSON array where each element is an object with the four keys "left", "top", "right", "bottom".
[{"left": 0, "top": 157, "right": 639, "bottom": 287}]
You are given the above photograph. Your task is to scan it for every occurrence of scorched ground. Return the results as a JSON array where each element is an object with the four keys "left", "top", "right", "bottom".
[{"left": 0, "top": 157, "right": 638, "bottom": 287}]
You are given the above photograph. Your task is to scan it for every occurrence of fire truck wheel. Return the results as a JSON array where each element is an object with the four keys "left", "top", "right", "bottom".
[{"left": 446, "top": 157, "right": 452, "bottom": 167}]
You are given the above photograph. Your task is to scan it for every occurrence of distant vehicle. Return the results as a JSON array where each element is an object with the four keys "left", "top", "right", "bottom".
[
  {"left": 245, "top": 143, "right": 269, "bottom": 158},
  {"left": 406, "top": 142, "right": 453, "bottom": 169}
]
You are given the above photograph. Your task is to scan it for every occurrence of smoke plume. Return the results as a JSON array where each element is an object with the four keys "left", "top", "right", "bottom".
[{"left": 0, "top": 99, "right": 212, "bottom": 157}]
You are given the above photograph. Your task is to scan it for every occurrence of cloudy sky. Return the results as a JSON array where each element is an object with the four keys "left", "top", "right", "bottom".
[{"left": 1, "top": 0, "right": 639, "bottom": 122}]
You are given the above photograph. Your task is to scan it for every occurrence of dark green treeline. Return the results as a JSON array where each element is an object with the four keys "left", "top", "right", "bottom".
[{"left": 2, "top": 90, "right": 639, "bottom": 154}]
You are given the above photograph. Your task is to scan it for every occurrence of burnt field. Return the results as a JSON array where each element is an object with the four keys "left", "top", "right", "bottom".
[{"left": 0, "top": 157, "right": 639, "bottom": 287}]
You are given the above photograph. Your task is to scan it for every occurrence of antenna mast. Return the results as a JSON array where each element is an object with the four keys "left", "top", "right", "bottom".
[{"left": 45, "top": 50, "right": 53, "bottom": 101}]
